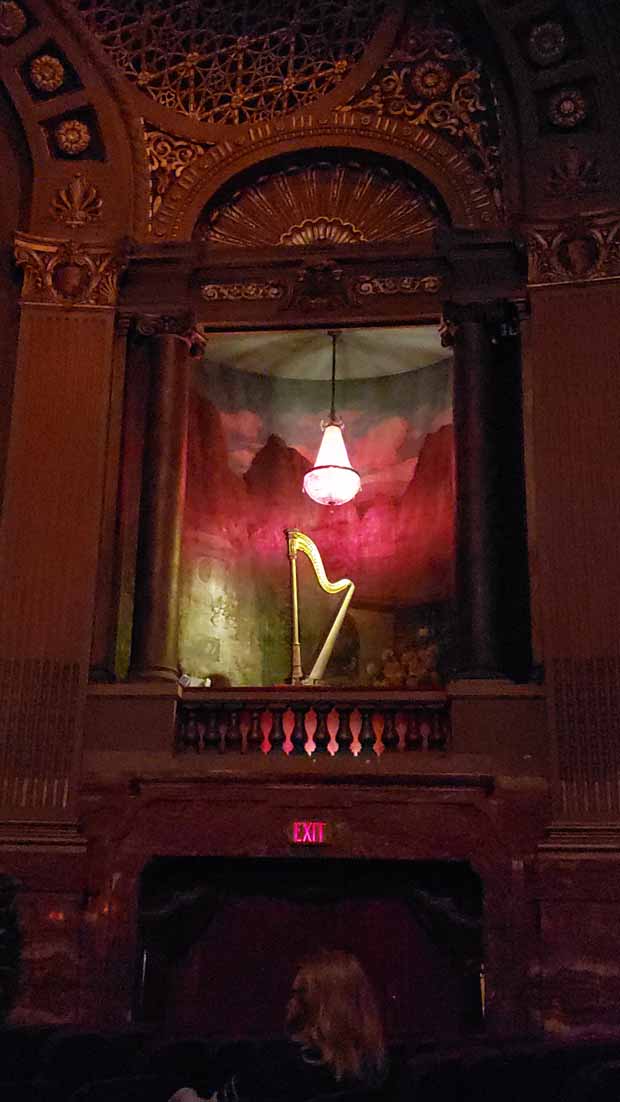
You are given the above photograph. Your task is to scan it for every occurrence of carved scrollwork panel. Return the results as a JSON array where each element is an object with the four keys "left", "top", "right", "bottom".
[
  {"left": 337, "top": 2, "right": 502, "bottom": 212},
  {"left": 351, "top": 274, "right": 442, "bottom": 301},
  {"left": 200, "top": 282, "right": 286, "bottom": 302},
  {"left": 144, "top": 126, "right": 216, "bottom": 227}
]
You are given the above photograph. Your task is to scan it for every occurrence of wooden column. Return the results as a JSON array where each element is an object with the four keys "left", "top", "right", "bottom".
[
  {"left": 128, "top": 317, "right": 193, "bottom": 682},
  {"left": 0, "top": 234, "right": 125, "bottom": 823},
  {"left": 446, "top": 301, "right": 530, "bottom": 680}
]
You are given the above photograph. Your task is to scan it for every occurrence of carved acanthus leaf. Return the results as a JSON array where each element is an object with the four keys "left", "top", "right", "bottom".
[{"left": 50, "top": 175, "right": 103, "bottom": 228}]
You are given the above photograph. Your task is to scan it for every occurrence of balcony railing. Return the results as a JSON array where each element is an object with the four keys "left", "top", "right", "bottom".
[{"left": 176, "top": 688, "right": 450, "bottom": 757}]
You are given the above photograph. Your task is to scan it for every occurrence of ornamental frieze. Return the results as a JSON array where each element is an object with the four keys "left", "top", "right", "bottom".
[
  {"left": 526, "top": 213, "right": 620, "bottom": 285},
  {"left": 14, "top": 233, "right": 127, "bottom": 307},
  {"left": 351, "top": 274, "right": 442, "bottom": 299},
  {"left": 200, "top": 282, "right": 286, "bottom": 302}
]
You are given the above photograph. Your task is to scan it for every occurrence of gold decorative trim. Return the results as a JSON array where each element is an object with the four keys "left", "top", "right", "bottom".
[
  {"left": 200, "top": 282, "right": 285, "bottom": 302},
  {"left": 352, "top": 274, "right": 442, "bottom": 297},
  {"left": 50, "top": 174, "right": 103, "bottom": 228},
  {"left": 14, "top": 234, "right": 127, "bottom": 307},
  {"left": 526, "top": 212, "right": 620, "bottom": 286}
]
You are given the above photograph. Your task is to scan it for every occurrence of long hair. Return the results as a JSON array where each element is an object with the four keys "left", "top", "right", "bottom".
[{"left": 287, "top": 949, "right": 385, "bottom": 1084}]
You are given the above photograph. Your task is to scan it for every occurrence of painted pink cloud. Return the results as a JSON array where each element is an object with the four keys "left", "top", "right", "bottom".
[
  {"left": 350, "top": 416, "right": 409, "bottom": 475},
  {"left": 220, "top": 409, "right": 263, "bottom": 443}
]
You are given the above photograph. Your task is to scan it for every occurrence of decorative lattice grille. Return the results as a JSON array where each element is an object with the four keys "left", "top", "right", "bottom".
[{"left": 71, "top": 0, "right": 387, "bottom": 125}]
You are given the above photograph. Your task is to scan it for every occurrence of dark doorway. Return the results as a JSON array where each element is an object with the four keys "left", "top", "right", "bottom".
[{"left": 137, "top": 857, "right": 483, "bottom": 1042}]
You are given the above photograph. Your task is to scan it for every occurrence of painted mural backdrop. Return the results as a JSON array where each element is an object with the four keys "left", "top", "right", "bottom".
[{"left": 179, "top": 352, "right": 454, "bottom": 687}]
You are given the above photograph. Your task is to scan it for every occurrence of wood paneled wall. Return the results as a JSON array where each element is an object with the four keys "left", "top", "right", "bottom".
[
  {"left": 530, "top": 282, "right": 620, "bottom": 819},
  {"left": 0, "top": 306, "right": 116, "bottom": 820}
]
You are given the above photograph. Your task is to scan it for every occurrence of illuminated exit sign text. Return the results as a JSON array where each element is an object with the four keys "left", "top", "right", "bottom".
[{"left": 290, "top": 820, "right": 329, "bottom": 844}]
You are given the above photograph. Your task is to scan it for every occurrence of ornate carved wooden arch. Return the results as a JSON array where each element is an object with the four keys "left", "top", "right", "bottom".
[{"left": 152, "top": 113, "right": 500, "bottom": 242}]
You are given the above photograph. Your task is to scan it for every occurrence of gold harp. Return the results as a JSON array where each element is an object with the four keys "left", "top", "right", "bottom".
[{"left": 285, "top": 528, "right": 355, "bottom": 685}]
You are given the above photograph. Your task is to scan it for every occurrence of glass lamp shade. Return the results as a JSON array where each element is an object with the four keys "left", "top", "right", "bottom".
[{"left": 303, "top": 422, "right": 361, "bottom": 506}]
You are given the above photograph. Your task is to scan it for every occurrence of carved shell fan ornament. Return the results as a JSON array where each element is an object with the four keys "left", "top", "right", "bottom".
[{"left": 195, "top": 159, "right": 443, "bottom": 247}]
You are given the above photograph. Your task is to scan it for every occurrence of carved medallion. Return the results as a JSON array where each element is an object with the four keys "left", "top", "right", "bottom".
[
  {"left": 50, "top": 175, "right": 103, "bottom": 228},
  {"left": 527, "top": 22, "right": 567, "bottom": 67},
  {"left": 30, "top": 54, "right": 65, "bottom": 93},
  {"left": 0, "top": 1, "right": 26, "bottom": 40},
  {"left": 55, "top": 118, "right": 91, "bottom": 155},
  {"left": 547, "top": 88, "right": 587, "bottom": 130},
  {"left": 195, "top": 157, "right": 441, "bottom": 247},
  {"left": 14, "top": 234, "right": 127, "bottom": 307},
  {"left": 526, "top": 213, "right": 620, "bottom": 284},
  {"left": 72, "top": 0, "right": 387, "bottom": 125}
]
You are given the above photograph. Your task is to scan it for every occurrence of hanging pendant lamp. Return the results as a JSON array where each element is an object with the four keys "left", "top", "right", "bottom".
[{"left": 303, "top": 331, "right": 361, "bottom": 507}]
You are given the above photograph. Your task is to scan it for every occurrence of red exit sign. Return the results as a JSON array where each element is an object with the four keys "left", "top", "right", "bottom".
[{"left": 290, "top": 820, "right": 329, "bottom": 844}]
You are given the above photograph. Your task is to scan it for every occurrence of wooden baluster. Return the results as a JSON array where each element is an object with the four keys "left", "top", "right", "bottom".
[
  {"left": 227, "top": 708, "right": 241, "bottom": 752},
  {"left": 217, "top": 710, "right": 228, "bottom": 753},
  {"left": 327, "top": 708, "right": 339, "bottom": 756},
  {"left": 248, "top": 709, "right": 262, "bottom": 752},
  {"left": 291, "top": 707, "right": 307, "bottom": 755},
  {"left": 395, "top": 711, "right": 407, "bottom": 751},
  {"left": 359, "top": 708, "right": 375, "bottom": 754},
  {"left": 261, "top": 709, "right": 272, "bottom": 755},
  {"left": 382, "top": 709, "right": 398, "bottom": 751},
  {"left": 420, "top": 719, "right": 431, "bottom": 751},
  {"left": 177, "top": 710, "right": 195, "bottom": 752},
  {"left": 336, "top": 708, "right": 352, "bottom": 755},
  {"left": 239, "top": 709, "right": 250, "bottom": 754},
  {"left": 271, "top": 707, "right": 285, "bottom": 754},
  {"left": 428, "top": 710, "right": 447, "bottom": 751},
  {"left": 314, "top": 704, "right": 330, "bottom": 753},
  {"left": 405, "top": 710, "right": 422, "bottom": 750},
  {"left": 204, "top": 710, "right": 219, "bottom": 750}
]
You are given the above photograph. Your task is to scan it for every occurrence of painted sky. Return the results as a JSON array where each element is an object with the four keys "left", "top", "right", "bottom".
[{"left": 194, "top": 356, "right": 453, "bottom": 503}]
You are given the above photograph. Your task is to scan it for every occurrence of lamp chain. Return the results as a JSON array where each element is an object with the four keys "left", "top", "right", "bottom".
[{"left": 329, "top": 329, "right": 339, "bottom": 423}]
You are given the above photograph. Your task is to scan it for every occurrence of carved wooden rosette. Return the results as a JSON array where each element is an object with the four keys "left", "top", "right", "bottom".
[{"left": 14, "top": 233, "right": 127, "bottom": 308}]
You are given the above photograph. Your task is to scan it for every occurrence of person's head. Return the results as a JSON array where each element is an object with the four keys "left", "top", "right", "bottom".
[{"left": 286, "top": 949, "right": 385, "bottom": 1084}]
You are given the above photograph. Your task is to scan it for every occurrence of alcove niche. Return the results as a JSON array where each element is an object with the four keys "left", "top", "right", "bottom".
[
  {"left": 136, "top": 856, "right": 484, "bottom": 1040},
  {"left": 175, "top": 325, "right": 455, "bottom": 692}
]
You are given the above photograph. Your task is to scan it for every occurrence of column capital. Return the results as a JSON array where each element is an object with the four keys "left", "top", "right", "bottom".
[
  {"left": 14, "top": 232, "right": 128, "bottom": 309},
  {"left": 439, "top": 299, "right": 524, "bottom": 347},
  {"left": 128, "top": 311, "right": 206, "bottom": 356}
]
